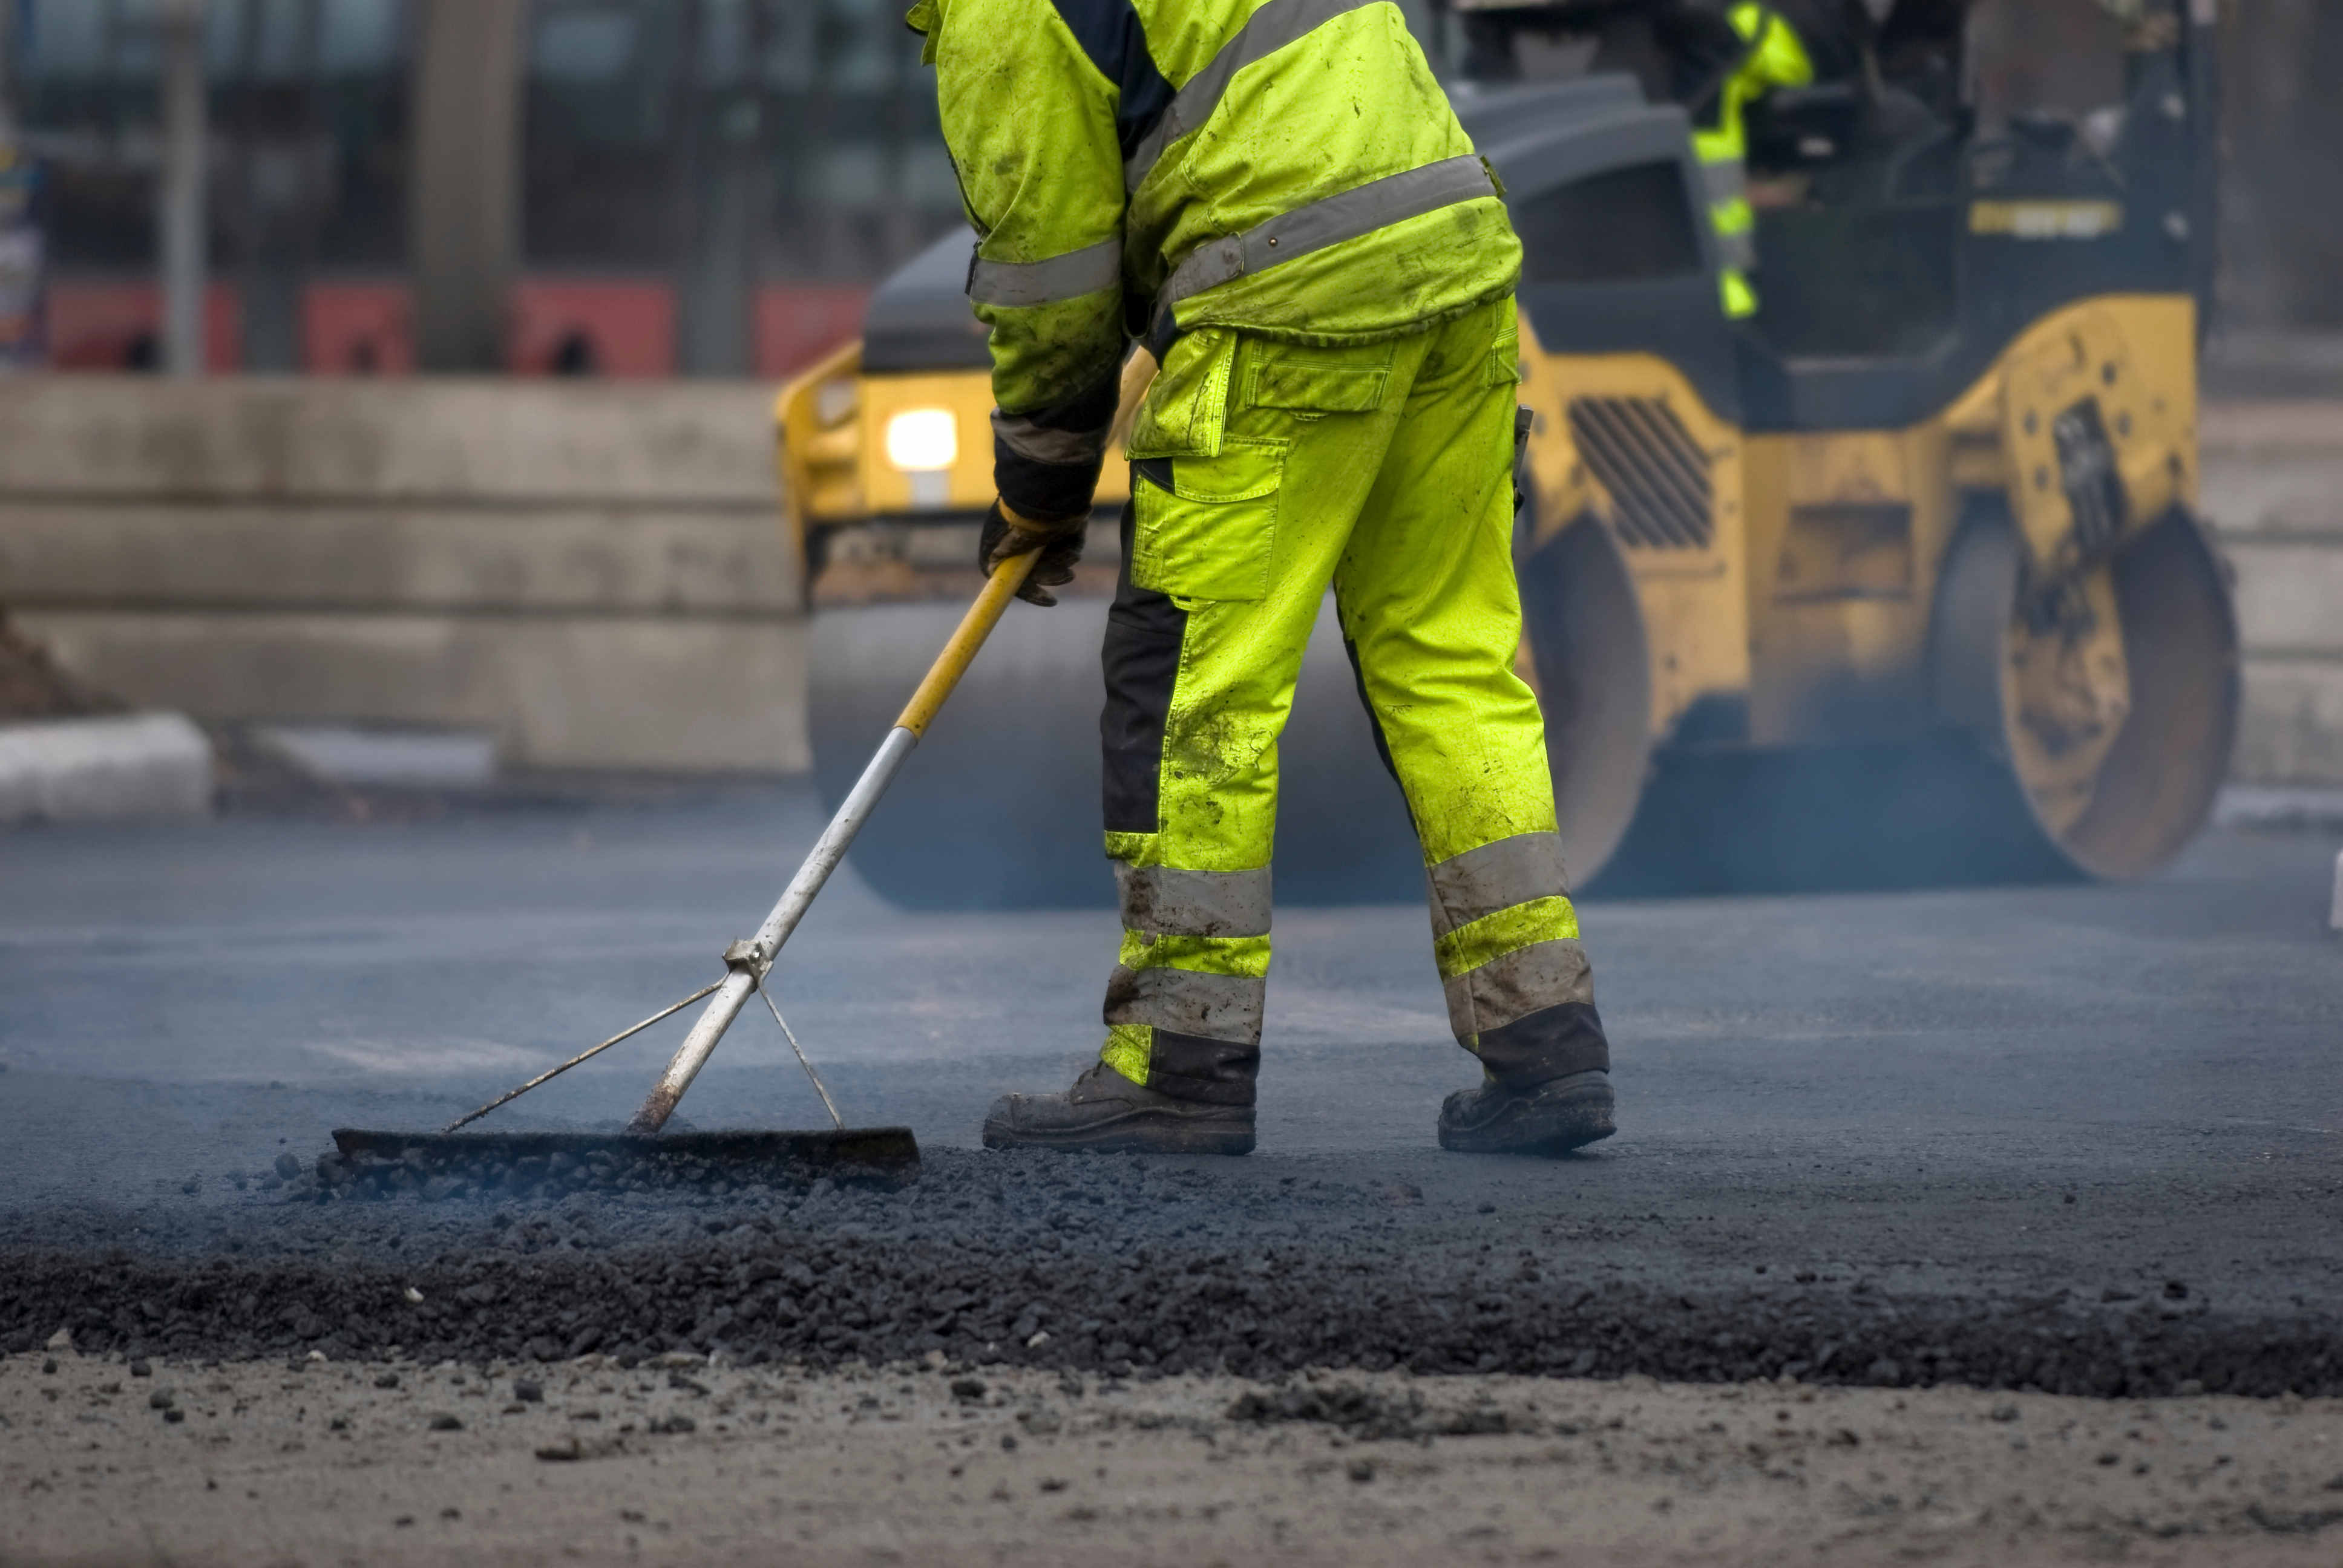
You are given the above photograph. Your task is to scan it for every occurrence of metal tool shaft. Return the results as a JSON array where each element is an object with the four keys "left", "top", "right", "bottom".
[
  {"left": 624, "top": 727, "right": 915, "bottom": 1134},
  {"left": 446, "top": 979, "right": 722, "bottom": 1134},
  {"left": 625, "top": 550, "right": 1037, "bottom": 1134}
]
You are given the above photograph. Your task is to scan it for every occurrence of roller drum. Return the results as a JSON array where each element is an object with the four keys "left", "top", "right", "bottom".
[
  {"left": 810, "top": 593, "right": 1423, "bottom": 909},
  {"left": 1591, "top": 503, "right": 2240, "bottom": 895},
  {"left": 1515, "top": 511, "right": 1655, "bottom": 893},
  {"left": 1936, "top": 503, "right": 2240, "bottom": 882}
]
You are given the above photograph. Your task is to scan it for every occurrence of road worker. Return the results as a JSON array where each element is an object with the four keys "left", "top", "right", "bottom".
[{"left": 908, "top": 0, "right": 1616, "bottom": 1155}]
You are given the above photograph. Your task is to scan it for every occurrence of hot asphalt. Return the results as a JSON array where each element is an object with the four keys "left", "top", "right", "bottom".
[{"left": 1, "top": 787, "right": 2338, "bottom": 1394}]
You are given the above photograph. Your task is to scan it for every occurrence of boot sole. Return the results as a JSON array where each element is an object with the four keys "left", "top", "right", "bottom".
[
  {"left": 1438, "top": 1071, "right": 1616, "bottom": 1156},
  {"left": 981, "top": 1109, "right": 1254, "bottom": 1157}
]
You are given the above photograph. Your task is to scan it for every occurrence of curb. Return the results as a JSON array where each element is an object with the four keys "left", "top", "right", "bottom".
[
  {"left": 2213, "top": 784, "right": 2343, "bottom": 833},
  {"left": 0, "top": 713, "right": 214, "bottom": 825}
]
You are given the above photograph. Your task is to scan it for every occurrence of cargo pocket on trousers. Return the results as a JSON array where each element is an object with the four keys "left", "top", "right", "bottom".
[
  {"left": 1243, "top": 350, "right": 1391, "bottom": 415},
  {"left": 1128, "top": 329, "right": 1236, "bottom": 462},
  {"left": 1129, "top": 439, "right": 1287, "bottom": 603}
]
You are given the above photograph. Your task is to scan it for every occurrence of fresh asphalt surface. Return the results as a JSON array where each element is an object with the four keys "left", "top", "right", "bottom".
[{"left": 2, "top": 785, "right": 2339, "bottom": 1391}]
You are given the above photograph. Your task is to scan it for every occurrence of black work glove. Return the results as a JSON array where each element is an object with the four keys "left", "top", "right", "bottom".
[{"left": 978, "top": 499, "right": 1087, "bottom": 607}]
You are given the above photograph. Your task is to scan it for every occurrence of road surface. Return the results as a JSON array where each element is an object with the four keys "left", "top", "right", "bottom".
[
  {"left": 4, "top": 786, "right": 2341, "bottom": 1564},
  {"left": 2, "top": 786, "right": 2336, "bottom": 1375}
]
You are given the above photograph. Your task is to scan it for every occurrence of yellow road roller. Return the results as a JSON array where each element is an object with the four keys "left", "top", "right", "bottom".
[{"left": 778, "top": 0, "right": 2235, "bottom": 907}]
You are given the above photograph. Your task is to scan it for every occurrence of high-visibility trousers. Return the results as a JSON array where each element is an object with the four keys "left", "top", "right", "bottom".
[
  {"left": 1096, "top": 293, "right": 1610, "bottom": 1105},
  {"left": 1703, "top": 152, "right": 1763, "bottom": 319}
]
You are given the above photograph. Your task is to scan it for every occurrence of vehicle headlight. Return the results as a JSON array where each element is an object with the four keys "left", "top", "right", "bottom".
[{"left": 883, "top": 408, "right": 958, "bottom": 472}]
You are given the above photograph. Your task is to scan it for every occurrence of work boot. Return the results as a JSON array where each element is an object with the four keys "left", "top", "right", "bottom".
[
  {"left": 1438, "top": 1069, "right": 1615, "bottom": 1155},
  {"left": 982, "top": 1062, "right": 1255, "bottom": 1155}
]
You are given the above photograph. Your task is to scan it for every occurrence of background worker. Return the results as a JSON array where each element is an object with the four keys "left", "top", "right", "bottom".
[
  {"left": 1685, "top": 3, "right": 1823, "bottom": 316},
  {"left": 1457, "top": 0, "right": 1883, "bottom": 317},
  {"left": 906, "top": 0, "right": 1616, "bottom": 1157}
]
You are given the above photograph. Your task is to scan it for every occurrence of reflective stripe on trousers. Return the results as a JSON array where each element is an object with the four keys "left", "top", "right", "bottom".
[
  {"left": 1100, "top": 864, "right": 1273, "bottom": 1106},
  {"left": 1427, "top": 831, "right": 1605, "bottom": 1082},
  {"left": 1702, "top": 156, "right": 1758, "bottom": 273}
]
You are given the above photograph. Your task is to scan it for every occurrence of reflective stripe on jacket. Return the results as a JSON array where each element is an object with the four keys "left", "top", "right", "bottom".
[{"left": 907, "top": 0, "right": 1522, "bottom": 521}]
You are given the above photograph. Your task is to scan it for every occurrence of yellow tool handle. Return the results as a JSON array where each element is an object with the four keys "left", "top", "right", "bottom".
[
  {"left": 889, "top": 348, "right": 1160, "bottom": 742},
  {"left": 894, "top": 546, "right": 1040, "bottom": 736},
  {"left": 1107, "top": 346, "right": 1160, "bottom": 454}
]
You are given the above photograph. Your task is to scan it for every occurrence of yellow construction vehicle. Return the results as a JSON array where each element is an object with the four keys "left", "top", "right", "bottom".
[{"left": 779, "top": 0, "right": 2235, "bottom": 907}]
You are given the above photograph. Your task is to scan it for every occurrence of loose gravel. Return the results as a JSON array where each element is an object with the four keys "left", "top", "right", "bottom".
[{"left": 3, "top": 1149, "right": 2335, "bottom": 1398}]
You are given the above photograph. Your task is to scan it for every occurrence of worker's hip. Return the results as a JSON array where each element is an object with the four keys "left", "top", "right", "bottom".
[
  {"left": 1099, "top": 296, "right": 1541, "bottom": 857},
  {"left": 1118, "top": 296, "right": 1521, "bottom": 606}
]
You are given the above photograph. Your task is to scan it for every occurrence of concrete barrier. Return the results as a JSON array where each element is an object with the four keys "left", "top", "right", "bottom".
[
  {"left": 2200, "top": 402, "right": 2343, "bottom": 788},
  {"left": 0, "top": 381, "right": 2335, "bottom": 787},
  {"left": 0, "top": 713, "right": 213, "bottom": 823},
  {"left": 0, "top": 377, "right": 804, "bottom": 773}
]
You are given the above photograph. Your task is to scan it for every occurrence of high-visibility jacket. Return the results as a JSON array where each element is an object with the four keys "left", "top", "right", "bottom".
[
  {"left": 1688, "top": 1, "right": 1814, "bottom": 317},
  {"left": 905, "top": 0, "right": 1523, "bottom": 523}
]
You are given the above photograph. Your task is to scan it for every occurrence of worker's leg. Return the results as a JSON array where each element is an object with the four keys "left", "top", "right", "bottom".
[
  {"left": 983, "top": 325, "right": 1411, "bottom": 1151},
  {"left": 1332, "top": 296, "right": 1614, "bottom": 1149},
  {"left": 1102, "top": 324, "right": 1420, "bottom": 1100}
]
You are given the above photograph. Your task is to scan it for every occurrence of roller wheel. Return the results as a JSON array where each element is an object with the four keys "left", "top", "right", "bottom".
[
  {"left": 1587, "top": 501, "right": 2238, "bottom": 897},
  {"left": 1513, "top": 511, "right": 1654, "bottom": 892},
  {"left": 1932, "top": 501, "right": 2239, "bottom": 880}
]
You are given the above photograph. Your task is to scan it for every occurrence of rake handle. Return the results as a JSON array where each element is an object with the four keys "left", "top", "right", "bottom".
[
  {"left": 896, "top": 543, "right": 1038, "bottom": 736},
  {"left": 624, "top": 548, "right": 1040, "bottom": 1135}
]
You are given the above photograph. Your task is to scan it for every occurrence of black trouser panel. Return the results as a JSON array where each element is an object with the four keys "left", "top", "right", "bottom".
[
  {"left": 1475, "top": 1001, "right": 1611, "bottom": 1083},
  {"left": 1340, "top": 632, "right": 1404, "bottom": 785},
  {"left": 1145, "top": 1031, "right": 1261, "bottom": 1105},
  {"left": 1101, "top": 493, "right": 1188, "bottom": 834}
]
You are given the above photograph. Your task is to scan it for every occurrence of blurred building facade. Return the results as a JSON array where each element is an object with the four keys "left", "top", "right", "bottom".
[
  {"left": 0, "top": 0, "right": 2335, "bottom": 379},
  {"left": 2, "top": 0, "right": 969, "bottom": 377}
]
